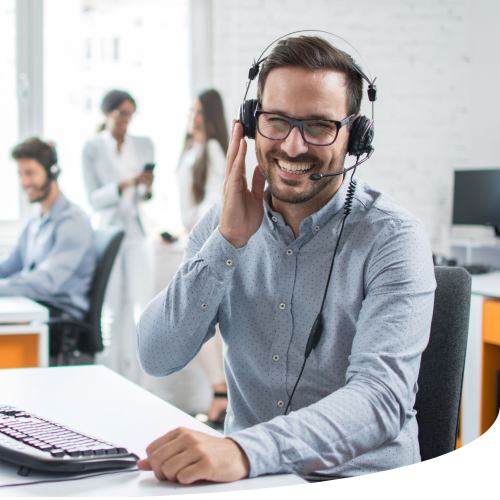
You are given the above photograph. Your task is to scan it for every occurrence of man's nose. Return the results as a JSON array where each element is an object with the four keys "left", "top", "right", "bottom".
[{"left": 280, "top": 125, "right": 309, "bottom": 157}]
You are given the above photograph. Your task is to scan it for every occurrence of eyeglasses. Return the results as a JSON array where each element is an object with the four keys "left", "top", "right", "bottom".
[
  {"left": 111, "top": 109, "right": 135, "bottom": 120},
  {"left": 255, "top": 110, "right": 355, "bottom": 146}
]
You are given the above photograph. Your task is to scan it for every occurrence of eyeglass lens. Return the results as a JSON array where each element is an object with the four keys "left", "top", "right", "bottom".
[{"left": 257, "top": 113, "right": 337, "bottom": 145}]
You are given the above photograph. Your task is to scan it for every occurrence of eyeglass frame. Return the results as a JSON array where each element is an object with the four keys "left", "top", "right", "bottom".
[
  {"left": 255, "top": 110, "right": 355, "bottom": 146},
  {"left": 111, "top": 109, "right": 135, "bottom": 120}
]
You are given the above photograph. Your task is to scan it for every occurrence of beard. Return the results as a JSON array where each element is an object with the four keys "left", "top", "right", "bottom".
[
  {"left": 28, "top": 179, "right": 52, "bottom": 204},
  {"left": 255, "top": 143, "right": 347, "bottom": 205}
]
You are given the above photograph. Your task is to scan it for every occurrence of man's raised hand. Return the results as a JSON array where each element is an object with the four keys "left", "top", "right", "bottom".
[{"left": 219, "top": 121, "right": 266, "bottom": 249}]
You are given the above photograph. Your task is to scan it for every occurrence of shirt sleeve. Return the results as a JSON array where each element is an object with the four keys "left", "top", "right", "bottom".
[
  {"left": 137, "top": 206, "right": 243, "bottom": 376},
  {"left": 82, "top": 141, "right": 121, "bottom": 210},
  {"left": 0, "top": 238, "right": 23, "bottom": 279},
  {"left": 229, "top": 219, "right": 436, "bottom": 477},
  {"left": 0, "top": 215, "right": 94, "bottom": 299}
]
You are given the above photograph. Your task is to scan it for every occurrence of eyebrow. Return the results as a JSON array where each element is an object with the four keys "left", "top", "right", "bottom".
[{"left": 262, "top": 108, "right": 337, "bottom": 121}]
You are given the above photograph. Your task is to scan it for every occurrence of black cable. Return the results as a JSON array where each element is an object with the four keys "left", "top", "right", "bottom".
[
  {"left": 0, "top": 467, "right": 140, "bottom": 488},
  {"left": 284, "top": 169, "right": 357, "bottom": 415}
]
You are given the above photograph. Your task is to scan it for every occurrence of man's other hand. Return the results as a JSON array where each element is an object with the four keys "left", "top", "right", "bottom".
[{"left": 136, "top": 427, "right": 250, "bottom": 484}]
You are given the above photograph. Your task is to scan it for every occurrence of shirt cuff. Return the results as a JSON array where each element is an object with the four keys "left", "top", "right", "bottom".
[
  {"left": 197, "top": 228, "right": 241, "bottom": 280},
  {"left": 228, "top": 425, "right": 285, "bottom": 478}
]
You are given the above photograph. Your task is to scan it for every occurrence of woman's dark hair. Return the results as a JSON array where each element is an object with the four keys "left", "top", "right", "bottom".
[
  {"left": 11, "top": 137, "right": 55, "bottom": 171},
  {"left": 97, "top": 89, "right": 136, "bottom": 133},
  {"left": 185, "top": 89, "right": 229, "bottom": 205},
  {"left": 257, "top": 36, "right": 363, "bottom": 118}
]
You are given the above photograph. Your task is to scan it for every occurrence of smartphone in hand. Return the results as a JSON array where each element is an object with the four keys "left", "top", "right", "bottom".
[{"left": 143, "top": 163, "right": 156, "bottom": 172}]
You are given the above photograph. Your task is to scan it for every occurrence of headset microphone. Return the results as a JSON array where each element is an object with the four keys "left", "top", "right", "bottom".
[{"left": 309, "top": 147, "right": 374, "bottom": 181}]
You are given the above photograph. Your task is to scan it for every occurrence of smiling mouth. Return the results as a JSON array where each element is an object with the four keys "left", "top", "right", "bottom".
[{"left": 276, "top": 159, "right": 314, "bottom": 174}]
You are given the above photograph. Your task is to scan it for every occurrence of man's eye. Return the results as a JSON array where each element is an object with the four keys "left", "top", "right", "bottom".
[
  {"left": 269, "top": 117, "right": 289, "bottom": 125},
  {"left": 308, "top": 121, "right": 333, "bottom": 129}
]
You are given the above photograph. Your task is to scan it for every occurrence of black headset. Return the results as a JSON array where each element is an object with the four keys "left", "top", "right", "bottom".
[
  {"left": 45, "top": 142, "right": 61, "bottom": 180},
  {"left": 237, "top": 30, "right": 377, "bottom": 178}
]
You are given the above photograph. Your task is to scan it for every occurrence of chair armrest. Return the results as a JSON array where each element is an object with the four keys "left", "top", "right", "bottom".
[{"left": 45, "top": 318, "right": 94, "bottom": 335}]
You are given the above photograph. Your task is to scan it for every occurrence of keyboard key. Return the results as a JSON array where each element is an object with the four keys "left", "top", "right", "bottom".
[
  {"left": 65, "top": 449, "right": 82, "bottom": 457},
  {"left": 50, "top": 449, "right": 65, "bottom": 457},
  {"left": 35, "top": 443, "right": 53, "bottom": 451},
  {"left": 116, "top": 447, "right": 128, "bottom": 454}
]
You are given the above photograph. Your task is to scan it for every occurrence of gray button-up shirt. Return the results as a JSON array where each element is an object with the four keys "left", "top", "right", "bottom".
[
  {"left": 0, "top": 194, "right": 96, "bottom": 319},
  {"left": 137, "top": 178, "right": 436, "bottom": 479}
]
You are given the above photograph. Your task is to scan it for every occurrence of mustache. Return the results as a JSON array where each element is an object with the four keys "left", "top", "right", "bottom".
[{"left": 265, "top": 149, "right": 320, "bottom": 165}]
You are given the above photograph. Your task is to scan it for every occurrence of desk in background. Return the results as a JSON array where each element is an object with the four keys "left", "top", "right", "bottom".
[
  {"left": 0, "top": 296, "right": 49, "bottom": 369},
  {"left": 0, "top": 365, "right": 306, "bottom": 496},
  {"left": 461, "top": 271, "right": 500, "bottom": 445}
]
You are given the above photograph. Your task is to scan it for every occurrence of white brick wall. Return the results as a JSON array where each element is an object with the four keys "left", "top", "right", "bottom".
[{"left": 191, "top": 0, "right": 500, "bottom": 252}]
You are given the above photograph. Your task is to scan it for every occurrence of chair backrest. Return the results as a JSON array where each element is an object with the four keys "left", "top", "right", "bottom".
[
  {"left": 415, "top": 266, "right": 471, "bottom": 461},
  {"left": 79, "top": 228, "right": 124, "bottom": 354}
]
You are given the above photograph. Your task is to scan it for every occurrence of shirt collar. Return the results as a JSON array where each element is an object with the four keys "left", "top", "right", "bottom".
[
  {"left": 36, "top": 193, "right": 68, "bottom": 226},
  {"left": 263, "top": 176, "right": 350, "bottom": 235}
]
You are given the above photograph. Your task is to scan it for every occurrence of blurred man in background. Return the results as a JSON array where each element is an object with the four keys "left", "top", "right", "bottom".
[{"left": 0, "top": 137, "right": 96, "bottom": 361}]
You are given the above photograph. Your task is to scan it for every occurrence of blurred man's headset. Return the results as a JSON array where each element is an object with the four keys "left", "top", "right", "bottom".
[
  {"left": 45, "top": 141, "right": 61, "bottom": 180},
  {"left": 237, "top": 30, "right": 377, "bottom": 179}
]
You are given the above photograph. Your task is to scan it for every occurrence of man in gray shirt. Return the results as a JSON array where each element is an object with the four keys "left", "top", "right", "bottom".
[
  {"left": 0, "top": 138, "right": 96, "bottom": 351},
  {"left": 136, "top": 36, "right": 436, "bottom": 483}
]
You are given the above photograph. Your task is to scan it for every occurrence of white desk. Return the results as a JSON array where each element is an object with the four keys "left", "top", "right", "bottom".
[
  {"left": 0, "top": 365, "right": 306, "bottom": 496},
  {"left": 462, "top": 271, "right": 500, "bottom": 445},
  {"left": 0, "top": 296, "right": 49, "bottom": 368}
]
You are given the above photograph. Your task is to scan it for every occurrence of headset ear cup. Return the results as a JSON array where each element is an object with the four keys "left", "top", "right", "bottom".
[
  {"left": 238, "top": 99, "right": 258, "bottom": 139},
  {"left": 347, "top": 116, "right": 374, "bottom": 157},
  {"left": 48, "top": 164, "right": 60, "bottom": 180}
]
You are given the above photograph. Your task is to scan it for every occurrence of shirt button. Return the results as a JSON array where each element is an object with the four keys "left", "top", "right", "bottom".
[
  {"left": 226, "top": 259, "right": 233, "bottom": 266},
  {"left": 272, "top": 354, "right": 280, "bottom": 361},
  {"left": 201, "top": 303, "right": 208, "bottom": 309},
  {"left": 278, "top": 302, "right": 286, "bottom": 310},
  {"left": 286, "top": 249, "right": 293, "bottom": 256},
  {"left": 277, "top": 400, "right": 284, "bottom": 408},
  {"left": 314, "top": 225, "right": 320, "bottom": 232},
  {"left": 272, "top": 216, "right": 278, "bottom": 222}
]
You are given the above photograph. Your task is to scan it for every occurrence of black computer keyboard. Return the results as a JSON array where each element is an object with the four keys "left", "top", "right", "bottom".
[{"left": 0, "top": 405, "right": 139, "bottom": 475}]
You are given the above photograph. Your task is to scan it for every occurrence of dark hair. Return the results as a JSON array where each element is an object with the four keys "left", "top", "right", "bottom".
[
  {"left": 256, "top": 36, "right": 363, "bottom": 118},
  {"left": 97, "top": 89, "right": 136, "bottom": 132},
  {"left": 185, "top": 89, "right": 229, "bottom": 205},
  {"left": 11, "top": 137, "right": 55, "bottom": 171}
]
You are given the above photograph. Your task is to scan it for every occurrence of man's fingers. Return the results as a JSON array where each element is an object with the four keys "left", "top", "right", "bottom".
[
  {"left": 228, "top": 139, "right": 247, "bottom": 184},
  {"left": 160, "top": 450, "right": 200, "bottom": 483},
  {"left": 251, "top": 166, "right": 266, "bottom": 203},
  {"left": 145, "top": 427, "right": 185, "bottom": 456},
  {"left": 226, "top": 123, "right": 244, "bottom": 179},
  {"left": 136, "top": 458, "right": 153, "bottom": 470},
  {"left": 176, "top": 459, "right": 212, "bottom": 485}
]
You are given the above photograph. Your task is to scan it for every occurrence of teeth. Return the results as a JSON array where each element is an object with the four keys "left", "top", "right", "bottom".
[{"left": 277, "top": 160, "right": 313, "bottom": 173}]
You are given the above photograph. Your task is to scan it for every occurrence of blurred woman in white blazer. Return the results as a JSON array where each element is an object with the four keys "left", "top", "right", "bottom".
[
  {"left": 171, "top": 89, "right": 229, "bottom": 422},
  {"left": 82, "top": 89, "right": 155, "bottom": 385}
]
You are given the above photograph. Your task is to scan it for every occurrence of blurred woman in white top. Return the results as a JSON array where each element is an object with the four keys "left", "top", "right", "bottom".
[
  {"left": 172, "top": 89, "right": 229, "bottom": 421},
  {"left": 82, "top": 89, "right": 155, "bottom": 386}
]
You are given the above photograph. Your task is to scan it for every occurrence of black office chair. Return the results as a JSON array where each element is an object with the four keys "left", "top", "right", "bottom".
[
  {"left": 49, "top": 228, "right": 125, "bottom": 365},
  {"left": 414, "top": 266, "right": 471, "bottom": 461}
]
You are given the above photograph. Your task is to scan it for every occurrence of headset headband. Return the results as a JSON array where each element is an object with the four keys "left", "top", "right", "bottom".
[{"left": 243, "top": 29, "right": 377, "bottom": 108}]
